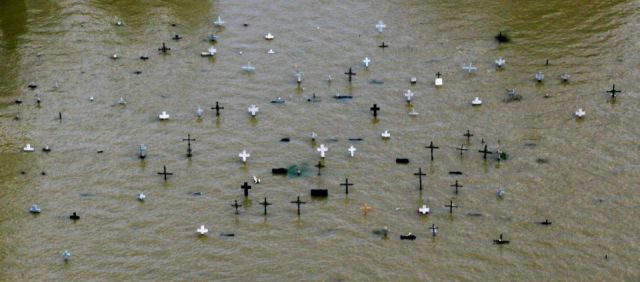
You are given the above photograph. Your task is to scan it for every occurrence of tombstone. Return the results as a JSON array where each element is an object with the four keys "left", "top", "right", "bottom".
[
  {"left": 370, "top": 104, "right": 380, "bottom": 118},
  {"left": 479, "top": 145, "right": 492, "bottom": 160},
  {"left": 363, "top": 57, "right": 371, "bottom": 68},
  {"left": 414, "top": 167, "right": 426, "bottom": 191},
  {"left": 606, "top": 84, "right": 621, "bottom": 98},
  {"left": 451, "top": 180, "right": 463, "bottom": 194},
  {"left": 435, "top": 72, "right": 443, "bottom": 86},
  {"left": 240, "top": 182, "right": 252, "bottom": 197},
  {"left": 239, "top": 150, "right": 250, "bottom": 163},
  {"left": 400, "top": 233, "right": 416, "bottom": 240},
  {"left": 361, "top": 203, "right": 372, "bottom": 215},
  {"left": 375, "top": 20, "right": 386, "bottom": 32},
  {"left": 456, "top": 144, "right": 468, "bottom": 156},
  {"left": 396, "top": 158, "right": 410, "bottom": 164},
  {"left": 344, "top": 67, "right": 356, "bottom": 82},
  {"left": 418, "top": 205, "right": 430, "bottom": 215},
  {"left": 291, "top": 196, "right": 306, "bottom": 216},
  {"left": 272, "top": 168, "right": 288, "bottom": 175},
  {"left": 340, "top": 178, "right": 353, "bottom": 195},
  {"left": 425, "top": 141, "right": 439, "bottom": 161},
  {"left": 231, "top": 200, "right": 242, "bottom": 214},
  {"left": 157, "top": 166, "right": 173, "bottom": 181},
  {"left": 310, "top": 189, "right": 328, "bottom": 197},
  {"left": 430, "top": 224, "right": 438, "bottom": 236},
  {"left": 317, "top": 144, "right": 328, "bottom": 158},
  {"left": 63, "top": 250, "right": 71, "bottom": 262},
  {"left": 493, "top": 234, "right": 510, "bottom": 244},
  {"left": 444, "top": 200, "right": 458, "bottom": 214},
  {"left": 158, "top": 43, "right": 171, "bottom": 53},
  {"left": 259, "top": 197, "right": 272, "bottom": 216},
  {"left": 347, "top": 145, "right": 356, "bottom": 157},
  {"left": 211, "top": 101, "right": 224, "bottom": 116},
  {"left": 182, "top": 134, "right": 196, "bottom": 158}
]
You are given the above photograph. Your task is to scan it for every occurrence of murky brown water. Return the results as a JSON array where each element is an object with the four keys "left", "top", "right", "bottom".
[{"left": 1, "top": 0, "right": 639, "bottom": 280}]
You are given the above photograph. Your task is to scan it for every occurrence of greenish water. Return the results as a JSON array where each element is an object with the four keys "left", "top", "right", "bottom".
[{"left": 1, "top": 0, "right": 639, "bottom": 280}]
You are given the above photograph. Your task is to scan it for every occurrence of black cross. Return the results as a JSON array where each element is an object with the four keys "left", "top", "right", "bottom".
[
  {"left": 340, "top": 178, "right": 354, "bottom": 195},
  {"left": 211, "top": 101, "right": 224, "bottom": 116},
  {"left": 158, "top": 42, "right": 171, "bottom": 53},
  {"left": 69, "top": 212, "right": 80, "bottom": 220},
  {"left": 425, "top": 141, "right": 439, "bottom": 161},
  {"left": 456, "top": 144, "right": 468, "bottom": 156},
  {"left": 379, "top": 42, "right": 388, "bottom": 48},
  {"left": 430, "top": 224, "right": 438, "bottom": 236},
  {"left": 172, "top": 34, "right": 182, "bottom": 41},
  {"left": 370, "top": 104, "right": 380, "bottom": 118},
  {"left": 493, "top": 233, "right": 510, "bottom": 245},
  {"left": 315, "top": 160, "right": 325, "bottom": 176},
  {"left": 606, "top": 84, "right": 621, "bottom": 98},
  {"left": 182, "top": 134, "right": 196, "bottom": 158},
  {"left": 444, "top": 200, "right": 458, "bottom": 214},
  {"left": 344, "top": 67, "right": 356, "bottom": 82},
  {"left": 157, "top": 165, "right": 173, "bottom": 181},
  {"left": 436, "top": 72, "right": 441, "bottom": 78},
  {"left": 414, "top": 167, "right": 426, "bottom": 191},
  {"left": 241, "top": 182, "right": 252, "bottom": 197},
  {"left": 464, "top": 129, "right": 474, "bottom": 143},
  {"left": 451, "top": 180, "right": 463, "bottom": 195},
  {"left": 479, "top": 144, "right": 492, "bottom": 160},
  {"left": 259, "top": 197, "right": 272, "bottom": 216},
  {"left": 231, "top": 200, "right": 242, "bottom": 214},
  {"left": 291, "top": 196, "right": 306, "bottom": 216}
]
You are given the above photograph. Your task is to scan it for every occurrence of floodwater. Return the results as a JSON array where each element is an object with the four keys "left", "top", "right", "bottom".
[{"left": 1, "top": 0, "right": 639, "bottom": 280}]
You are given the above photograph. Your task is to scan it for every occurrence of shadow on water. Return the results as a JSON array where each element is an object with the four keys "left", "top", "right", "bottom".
[{"left": 0, "top": 0, "right": 27, "bottom": 99}]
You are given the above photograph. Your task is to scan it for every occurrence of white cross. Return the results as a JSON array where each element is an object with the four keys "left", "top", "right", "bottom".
[
  {"left": 197, "top": 225, "right": 208, "bottom": 235},
  {"left": 418, "top": 205, "right": 430, "bottom": 215},
  {"left": 363, "top": 57, "right": 371, "bottom": 68},
  {"left": 248, "top": 105, "right": 259, "bottom": 116},
  {"left": 317, "top": 144, "right": 328, "bottom": 158},
  {"left": 348, "top": 145, "right": 356, "bottom": 157},
  {"left": 495, "top": 57, "right": 505, "bottom": 67},
  {"left": 463, "top": 63, "right": 477, "bottom": 73},
  {"left": 239, "top": 150, "right": 250, "bottom": 162},
  {"left": 375, "top": 20, "right": 386, "bottom": 32},
  {"left": 404, "top": 89, "right": 414, "bottom": 101}
]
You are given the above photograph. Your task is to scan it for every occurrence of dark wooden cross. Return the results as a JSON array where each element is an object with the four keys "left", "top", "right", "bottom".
[
  {"left": 158, "top": 42, "right": 171, "bottom": 53},
  {"left": 315, "top": 160, "right": 325, "bottom": 176},
  {"left": 425, "top": 141, "right": 439, "bottom": 161},
  {"left": 69, "top": 212, "right": 80, "bottom": 220},
  {"left": 340, "top": 178, "right": 354, "bottom": 195},
  {"left": 231, "top": 200, "right": 242, "bottom": 214},
  {"left": 445, "top": 200, "right": 458, "bottom": 214},
  {"left": 414, "top": 167, "right": 426, "bottom": 191},
  {"left": 157, "top": 165, "right": 173, "bottom": 181},
  {"left": 430, "top": 224, "right": 438, "bottom": 236},
  {"left": 436, "top": 72, "right": 442, "bottom": 78},
  {"left": 291, "top": 196, "right": 306, "bottom": 216},
  {"left": 451, "top": 180, "right": 463, "bottom": 195},
  {"left": 344, "top": 67, "right": 356, "bottom": 82},
  {"left": 479, "top": 144, "right": 492, "bottom": 160},
  {"left": 172, "top": 34, "right": 182, "bottom": 41},
  {"left": 182, "top": 134, "right": 196, "bottom": 158},
  {"left": 379, "top": 42, "right": 388, "bottom": 48},
  {"left": 606, "top": 84, "right": 621, "bottom": 98},
  {"left": 464, "top": 129, "right": 474, "bottom": 143},
  {"left": 240, "top": 182, "right": 252, "bottom": 197},
  {"left": 493, "top": 233, "right": 510, "bottom": 244},
  {"left": 370, "top": 104, "right": 380, "bottom": 118},
  {"left": 456, "top": 144, "right": 468, "bottom": 156},
  {"left": 211, "top": 101, "right": 224, "bottom": 116},
  {"left": 259, "top": 197, "right": 272, "bottom": 216}
]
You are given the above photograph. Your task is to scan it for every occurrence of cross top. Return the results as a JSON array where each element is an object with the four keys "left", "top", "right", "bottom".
[
  {"left": 239, "top": 150, "right": 250, "bottom": 162},
  {"left": 317, "top": 144, "right": 328, "bottom": 158},
  {"left": 375, "top": 20, "right": 386, "bottom": 32},
  {"left": 348, "top": 145, "right": 356, "bottom": 157},
  {"left": 248, "top": 105, "right": 259, "bottom": 116},
  {"left": 404, "top": 89, "right": 414, "bottom": 101}
]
